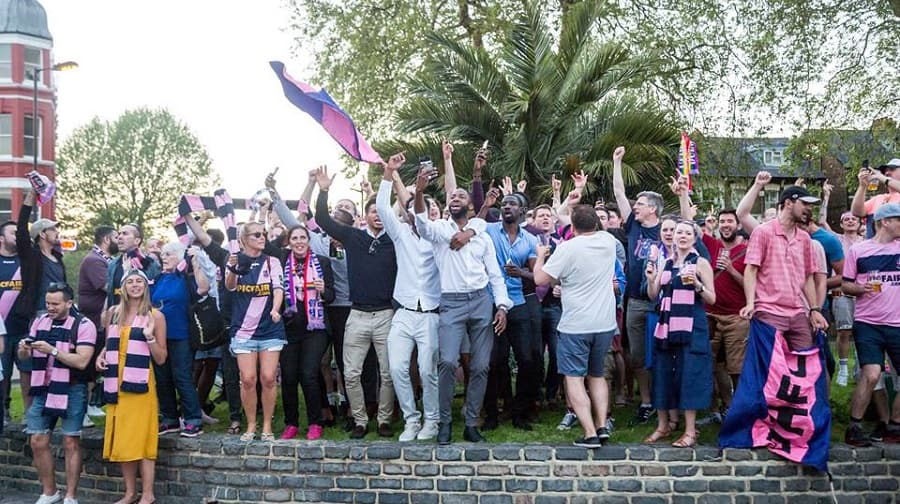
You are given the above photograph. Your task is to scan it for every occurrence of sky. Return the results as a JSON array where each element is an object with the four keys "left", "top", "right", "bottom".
[{"left": 43, "top": 0, "right": 365, "bottom": 207}]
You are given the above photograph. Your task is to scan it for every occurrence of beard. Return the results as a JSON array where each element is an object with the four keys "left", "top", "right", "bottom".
[
  {"left": 108, "top": 242, "right": 120, "bottom": 256},
  {"left": 720, "top": 230, "right": 737, "bottom": 243},
  {"left": 449, "top": 206, "right": 468, "bottom": 220}
]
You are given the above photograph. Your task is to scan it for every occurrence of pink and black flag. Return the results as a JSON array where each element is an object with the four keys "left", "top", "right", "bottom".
[
  {"left": 719, "top": 320, "right": 831, "bottom": 473},
  {"left": 270, "top": 61, "right": 383, "bottom": 164}
]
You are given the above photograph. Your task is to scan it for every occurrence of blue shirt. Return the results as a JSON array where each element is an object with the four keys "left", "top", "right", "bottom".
[
  {"left": 625, "top": 214, "right": 662, "bottom": 300},
  {"left": 151, "top": 272, "right": 192, "bottom": 341},
  {"left": 811, "top": 228, "right": 844, "bottom": 275},
  {"left": 486, "top": 222, "right": 539, "bottom": 306}
]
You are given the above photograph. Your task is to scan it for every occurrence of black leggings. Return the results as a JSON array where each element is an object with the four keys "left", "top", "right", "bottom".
[{"left": 280, "top": 330, "right": 330, "bottom": 427}]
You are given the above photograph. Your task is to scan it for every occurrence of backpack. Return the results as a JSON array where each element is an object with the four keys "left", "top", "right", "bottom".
[{"left": 188, "top": 294, "right": 226, "bottom": 351}]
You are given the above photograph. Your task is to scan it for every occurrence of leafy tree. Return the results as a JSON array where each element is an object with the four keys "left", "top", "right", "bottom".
[
  {"left": 56, "top": 108, "right": 219, "bottom": 240},
  {"left": 377, "top": 0, "right": 679, "bottom": 204}
]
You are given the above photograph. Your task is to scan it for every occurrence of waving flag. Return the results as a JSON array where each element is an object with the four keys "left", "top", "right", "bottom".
[
  {"left": 719, "top": 320, "right": 831, "bottom": 473},
  {"left": 270, "top": 61, "right": 383, "bottom": 164}
]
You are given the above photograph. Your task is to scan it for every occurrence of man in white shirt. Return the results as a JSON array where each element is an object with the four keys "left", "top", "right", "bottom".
[
  {"left": 535, "top": 205, "right": 619, "bottom": 448},
  {"left": 376, "top": 153, "right": 443, "bottom": 441},
  {"left": 414, "top": 166, "right": 511, "bottom": 444}
]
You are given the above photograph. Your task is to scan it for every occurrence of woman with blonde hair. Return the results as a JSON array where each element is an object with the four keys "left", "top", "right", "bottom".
[
  {"left": 226, "top": 221, "right": 285, "bottom": 441},
  {"left": 98, "top": 269, "right": 167, "bottom": 504}
]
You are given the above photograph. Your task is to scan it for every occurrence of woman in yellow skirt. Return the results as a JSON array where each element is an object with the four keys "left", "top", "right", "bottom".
[{"left": 97, "top": 270, "right": 167, "bottom": 504}]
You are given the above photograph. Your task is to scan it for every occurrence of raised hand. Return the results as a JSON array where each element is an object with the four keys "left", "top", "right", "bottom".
[
  {"left": 754, "top": 171, "right": 772, "bottom": 187},
  {"left": 794, "top": 177, "right": 806, "bottom": 188},
  {"left": 567, "top": 189, "right": 582, "bottom": 205},
  {"left": 360, "top": 175, "right": 373, "bottom": 197},
  {"left": 415, "top": 165, "right": 436, "bottom": 192},
  {"left": 265, "top": 167, "right": 279, "bottom": 190},
  {"left": 517, "top": 179, "right": 527, "bottom": 193},
  {"left": 314, "top": 165, "right": 334, "bottom": 191},
  {"left": 501, "top": 176, "right": 514, "bottom": 196},
  {"left": 474, "top": 149, "right": 488, "bottom": 174},
  {"left": 551, "top": 174, "right": 561, "bottom": 194},
  {"left": 613, "top": 146, "right": 625, "bottom": 163},
  {"left": 571, "top": 170, "right": 588, "bottom": 191},
  {"left": 822, "top": 180, "right": 833, "bottom": 198},
  {"left": 442, "top": 139, "right": 454, "bottom": 160},
  {"left": 484, "top": 184, "right": 502, "bottom": 208},
  {"left": 385, "top": 152, "right": 406, "bottom": 173}
]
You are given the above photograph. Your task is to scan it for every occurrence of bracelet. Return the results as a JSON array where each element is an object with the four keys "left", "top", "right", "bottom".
[
  {"left": 146, "top": 338, "right": 156, "bottom": 344},
  {"left": 226, "top": 265, "right": 242, "bottom": 275},
  {"left": 809, "top": 306, "right": 822, "bottom": 314}
]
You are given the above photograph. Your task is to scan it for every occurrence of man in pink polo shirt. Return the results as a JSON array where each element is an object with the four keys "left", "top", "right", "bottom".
[{"left": 740, "top": 186, "right": 828, "bottom": 350}]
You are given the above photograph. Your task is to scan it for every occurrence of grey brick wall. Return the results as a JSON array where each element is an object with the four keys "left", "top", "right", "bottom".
[{"left": 1, "top": 429, "right": 899, "bottom": 503}]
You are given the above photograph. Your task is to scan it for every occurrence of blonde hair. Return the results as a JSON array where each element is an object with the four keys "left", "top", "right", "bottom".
[{"left": 110, "top": 271, "right": 152, "bottom": 326}]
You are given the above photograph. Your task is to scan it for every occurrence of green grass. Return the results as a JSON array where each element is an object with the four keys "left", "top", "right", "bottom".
[{"left": 4, "top": 355, "right": 863, "bottom": 446}]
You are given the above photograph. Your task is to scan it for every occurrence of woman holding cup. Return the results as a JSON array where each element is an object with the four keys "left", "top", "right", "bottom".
[{"left": 644, "top": 220, "right": 716, "bottom": 448}]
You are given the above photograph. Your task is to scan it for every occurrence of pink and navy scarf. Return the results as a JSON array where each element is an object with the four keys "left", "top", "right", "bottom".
[
  {"left": 29, "top": 315, "right": 80, "bottom": 416},
  {"left": 653, "top": 252, "right": 699, "bottom": 346},
  {"left": 102, "top": 314, "right": 152, "bottom": 404},
  {"left": 173, "top": 189, "right": 239, "bottom": 254},
  {"left": 284, "top": 253, "right": 326, "bottom": 330}
]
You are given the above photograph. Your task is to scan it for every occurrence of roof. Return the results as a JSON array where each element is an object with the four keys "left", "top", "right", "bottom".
[
  {"left": 700, "top": 136, "right": 826, "bottom": 179},
  {"left": 0, "top": 0, "right": 51, "bottom": 40}
]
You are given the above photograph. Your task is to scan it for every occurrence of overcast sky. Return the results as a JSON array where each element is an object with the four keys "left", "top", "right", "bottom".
[{"left": 44, "top": 0, "right": 363, "bottom": 205}]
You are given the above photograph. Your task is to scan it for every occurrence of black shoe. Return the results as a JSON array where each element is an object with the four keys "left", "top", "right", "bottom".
[
  {"left": 512, "top": 418, "right": 533, "bottom": 431},
  {"left": 596, "top": 427, "right": 611, "bottom": 442},
  {"left": 437, "top": 422, "right": 452, "bottom": 445},
  {"left": 202, "top": 402, "right": 216, "bottom": 415},
  {"left": 845, "top": 423, "right": 872, "bottom": 447},
  {"left": 349, "top": 425, "right": 368, "bottom": 439},
  {"left": 463, "top": 426, "right": 486, "bottom": 442},
  {"left": 573, "top": 435, "right": 602, "bottom": 448},
  {"left": 377, "top": 423, "right": 393, "bottom": 438},
  {"left": 482, "top": 416, "right": 499, "bottom": 431},
  {"left": 870, "top": 422, "right": 887, "bottom": 442},
  {"left": 342, "top": 417, "right": 355, "bottom": 432},
  {"left": 634, "top": 405, "right": 655, "bottom": 425}
]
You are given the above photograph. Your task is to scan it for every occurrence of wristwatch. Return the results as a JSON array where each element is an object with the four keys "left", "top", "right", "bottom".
[{"left": 51, "top": 348, "right": 59, "bottom": 357}]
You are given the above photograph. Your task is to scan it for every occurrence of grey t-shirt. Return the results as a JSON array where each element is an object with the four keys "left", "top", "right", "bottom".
[{"left": 37, "top": 255, "right": 65, "bottom": 311}]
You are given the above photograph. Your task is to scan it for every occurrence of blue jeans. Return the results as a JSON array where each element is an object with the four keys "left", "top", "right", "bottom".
[
  {"left": 25, "top": 383, "right": 89, "bottom": 436},
  {"left": 154, "top": 338, "right": 202, "bottom": 427}
]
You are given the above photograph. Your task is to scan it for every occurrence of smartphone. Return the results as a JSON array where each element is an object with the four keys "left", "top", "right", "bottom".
[
  {"left": 481, "top": 139, "right": 489, "bottom": 150},
  {"left": 862, "top": 159, "right": 870, "bottom": 170}
]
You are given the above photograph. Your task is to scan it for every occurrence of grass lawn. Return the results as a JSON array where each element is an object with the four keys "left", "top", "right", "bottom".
[{"left": 4, "top": 344, "right": 864, "bottom": 445}]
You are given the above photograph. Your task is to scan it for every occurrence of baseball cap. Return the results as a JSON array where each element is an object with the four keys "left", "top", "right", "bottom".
[
  {"left": 778, "top": 186, "right": 820, "bottom": 205},
  {"left": 873, "top": 203, "right": 900, "bottom": 221},
  {"left": 30, "top": 218, "right": 59, "bottom": 240},
  {"left": 876, "top": 158, "right": 900, "bottom": 173}
]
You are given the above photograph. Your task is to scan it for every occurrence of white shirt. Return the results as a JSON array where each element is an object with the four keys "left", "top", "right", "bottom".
[
  {"left": 542, "top": 232, "right": 618, "bottom": 334},
  {"left": 415, "top": 211, "right": 513, "bottom": 310},
  {"left": 376, "top": 181, "right": 441, "bottom": 311}
]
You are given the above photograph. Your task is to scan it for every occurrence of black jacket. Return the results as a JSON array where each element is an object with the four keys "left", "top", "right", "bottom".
[{"left": 14, "top": 203, "right": 66, "bottom": 326}]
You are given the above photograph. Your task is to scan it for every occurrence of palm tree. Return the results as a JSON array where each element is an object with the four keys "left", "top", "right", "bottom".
[{"left": 378, "top": 0, "right": 680, "bottom": 204}]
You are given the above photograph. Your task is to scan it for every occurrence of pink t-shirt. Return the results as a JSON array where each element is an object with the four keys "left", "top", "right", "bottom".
[
  {"left": 745, "top": 219, "right": 817, "bottom": 317},
  {"left": 842, "top": 239, "right": 900, "bottom": 326}
]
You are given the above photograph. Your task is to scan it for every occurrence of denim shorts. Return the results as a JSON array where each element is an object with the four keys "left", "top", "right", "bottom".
[
  {"left": 557, "top": 330, "right": 616, "bottom": 377},
  {"left": 2, "top": 333, "right": 34, "bottom": 374},
  {"left": 25, "top": 382, "right": 89, "bottom": 437},
  {"left": 230, "top": 337, "right": 285, "bottom": 355},
  {"left": 195, "top": 345, "right": 224, "bottom": 360}
]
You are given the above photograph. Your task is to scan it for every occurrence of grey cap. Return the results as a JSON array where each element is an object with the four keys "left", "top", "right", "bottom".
[{"left": 873, "top": 203, "right": 900, "bottom": 221}]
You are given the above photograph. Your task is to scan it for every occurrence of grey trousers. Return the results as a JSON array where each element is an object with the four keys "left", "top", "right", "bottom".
[{"left": 438, "top": 288, "right": 494, "bottom": 426}]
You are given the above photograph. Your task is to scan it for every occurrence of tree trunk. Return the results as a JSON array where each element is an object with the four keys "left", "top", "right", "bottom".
[{"left": 457, "top": 0, "right": 483, "bottom": 48}]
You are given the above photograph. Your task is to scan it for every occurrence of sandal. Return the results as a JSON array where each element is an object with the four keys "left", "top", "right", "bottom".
[
  {"left": 227, "top": 422, "right": 241, "bottom": 435},
  {"left": 240, "top": 430, "right": 256, "bottom": 442},
  {"left": 261, "top": 432, "right": 276, "bottom": 442},
  {"left": 643, "top": 428, "right": 672, "bottom": 444},
  {"left": 672, "top": 431, "right": 698, "bottom": 448}
]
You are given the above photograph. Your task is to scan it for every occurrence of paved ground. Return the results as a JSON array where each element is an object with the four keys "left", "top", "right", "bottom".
[{"left": 0, "top": 490, "right": 34, "bottom": 504}]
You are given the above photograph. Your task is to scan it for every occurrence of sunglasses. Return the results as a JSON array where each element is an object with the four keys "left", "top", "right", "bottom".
[
  {"left": 47, "top": 282, "right": 70, "bottom": 292},
  {"left": 368, "top": 238, "right": 380, "bottom": 255},
  {"left": 246, "top": 232, "right": 265, "bottom": 239}
]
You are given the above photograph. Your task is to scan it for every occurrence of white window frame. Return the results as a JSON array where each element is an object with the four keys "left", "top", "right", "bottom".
[
  {"left": 24, "top": 115, "right": 41, "bottom": 160},
  {"left": 0, "top": 187, "right": 11, "bottom": 222},
  {"left": 763, "top": 149, "right": 784, "bottom": 167},
  {"left": 0, "top": 44, "right": 11, "bottom": 81},
  {"left": 24, "top": 46, "right": 41, "bottom": 84},
  {"left": 0, "top": 114, "right": 11, "bottom": 156}
]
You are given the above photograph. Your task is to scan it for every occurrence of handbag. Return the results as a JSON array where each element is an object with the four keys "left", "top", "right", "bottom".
[{"left": 189, "top": 294, "right": 226, "bottom": 351}]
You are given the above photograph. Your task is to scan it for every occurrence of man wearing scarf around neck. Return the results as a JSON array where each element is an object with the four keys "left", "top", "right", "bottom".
[
  {"left": 106, "top": 224, "right": 161, "bottom": 307},
  {"left": 19, "top": 283, "right": 97, "bottom": 504}
]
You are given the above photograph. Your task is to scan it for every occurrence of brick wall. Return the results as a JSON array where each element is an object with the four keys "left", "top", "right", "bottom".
[{"left": 1, "top": 429, "right": 899, "bottom": 503}]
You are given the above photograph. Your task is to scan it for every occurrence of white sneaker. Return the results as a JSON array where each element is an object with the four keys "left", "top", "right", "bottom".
[
  {"left": 86, "top": 405, "right": 105, "bottom": 417},
  {"left": 836, "top": 366, "right": 849, "bottom": 386},
  {"left": 63, "top": 498, "right": 79, "bottom": 504},
  {"left": 82, "top": 416, "right": 95, "bottom": 428},
  {"left": 557, "top": 411, "right": 578, "bottom": 430},
  {"left": 417, "top": 421, "right": 439, "bottom": 441},
  {"left": 33, "top": 491, "right": 62, "bottom": 504},
  {"left": 398, "top": 422, "right": 421, "bottom": 442}
]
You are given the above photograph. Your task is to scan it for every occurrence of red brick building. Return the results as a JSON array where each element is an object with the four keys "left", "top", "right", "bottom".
[{"left": 0, "top": 0, "right": 57, "bottom": 220}]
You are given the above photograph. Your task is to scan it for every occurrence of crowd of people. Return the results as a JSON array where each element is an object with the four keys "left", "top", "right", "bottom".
[{"left": 0, "top": 145, "right": 898, "bottom": 504}]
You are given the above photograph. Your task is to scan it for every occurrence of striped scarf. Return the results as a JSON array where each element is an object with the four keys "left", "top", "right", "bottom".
[
  {"left": 102, "top": 314, "right": 152, "bottom": 404},
  {"left": 29, "top": 315, "right": 79, "bottom": 417},
  {"left": 284, "top": 252, "right": 326, "bottom": 330},
  {"left": 654, "top": 252, "right": 699, "bottom": 347},
  {"left": 173, "top": 189, "right": 239, "bottom": 254}
]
